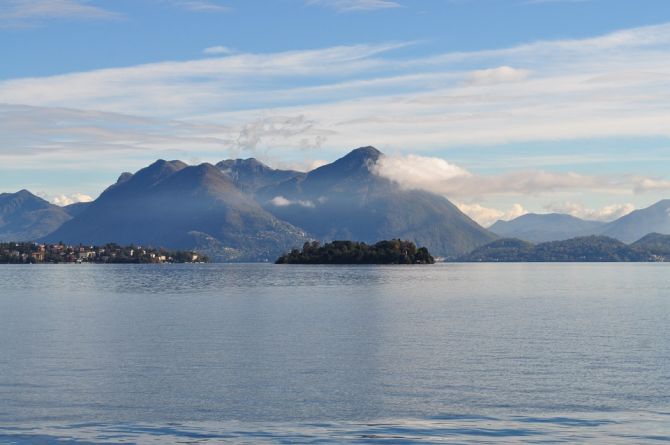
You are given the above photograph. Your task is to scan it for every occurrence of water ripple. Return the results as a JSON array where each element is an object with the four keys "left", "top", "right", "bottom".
[{"left": 1, "top": 412, "right": 669, "bottom": 444}]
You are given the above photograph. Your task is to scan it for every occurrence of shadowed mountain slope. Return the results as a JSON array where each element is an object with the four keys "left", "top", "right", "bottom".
[
  {"left": 44, "top": 160, "right": 308, "bottom": 261},
  {"left": 258, "top": 146, "right": 496, "bottom": 258},
  {"left": 0, "top": 190, "right": 72, "bottom": 242}
]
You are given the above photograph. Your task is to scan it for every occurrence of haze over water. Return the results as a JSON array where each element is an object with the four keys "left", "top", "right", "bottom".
[{"left": 1, "top": 263, "right": 669, "bottom": 444}]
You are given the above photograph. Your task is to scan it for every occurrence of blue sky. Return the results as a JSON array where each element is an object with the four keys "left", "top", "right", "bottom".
[{"left": 2, "top": 0, "right": 670, "bottom": 225}]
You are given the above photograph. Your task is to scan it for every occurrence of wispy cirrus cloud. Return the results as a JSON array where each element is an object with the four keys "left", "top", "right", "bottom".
[
  {"left": 525, "top": 0, "right": 590, "bottom": 4},
  {"left": 167, "top": 0, "right": 230, "bottom": 12},
  {"left": 306, "top": 0, "right": 402, "bottom": 12},
  {"left": 0, "top": 0, "right": 121, "bottom": 27},
  {"left": 3, "top": 23, "right": 669, "bottom": 145},
  {"left": 0, "top": 0, "right": 230, "bottom": 29},
  {"left": 203, "top": 45, "right": 236, "bottom": 55}
]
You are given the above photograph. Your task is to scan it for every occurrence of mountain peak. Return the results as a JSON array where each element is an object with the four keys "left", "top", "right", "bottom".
[
  {"left": 0, "top": 189, "right": 71, "bottom": 242},
  {"left": 2, "top": 189, "right": 49, "bottom": 207},
  {"left": 134, "top": 159, "right": 187, "bottom": 182},
  {"left": 116, "top": 172, "right": 133, "bottom": 184},
  {"left": 305, "top": 146, "right": 384, "bottom": 185},
  {"left": 217, "top": 157, "right": 272, "bottom": 172},
  {"left": 216, "top": 158, "right": 304, "bottom": 192},
  {"left": 343, "top": 146, "right": 382, "bottom": 163},
  {"left": 145, "top": 159, "right": 188, "bottom": 171},
  {"left": 14, "top": 189, "right": 39, "bottom": 199}
]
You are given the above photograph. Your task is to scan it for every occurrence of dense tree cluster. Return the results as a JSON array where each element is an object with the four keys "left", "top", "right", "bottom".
[
  {"left": 276, "top": 239, "right": 435, "bottom": 264},
  {"left": 458, "top": 235, "right": 670, "bottom": 262},
  {"left": 631, "top": 233, "right": 670, "bottom": 257}
]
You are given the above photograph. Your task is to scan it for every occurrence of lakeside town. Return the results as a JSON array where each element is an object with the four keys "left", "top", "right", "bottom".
[{"left": 0, "top": 242, "right": 208, "bottom": 264}]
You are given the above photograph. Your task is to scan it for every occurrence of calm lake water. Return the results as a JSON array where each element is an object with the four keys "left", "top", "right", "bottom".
[{"left": 0, "top": 263, "right": 669, "bottom": 444}]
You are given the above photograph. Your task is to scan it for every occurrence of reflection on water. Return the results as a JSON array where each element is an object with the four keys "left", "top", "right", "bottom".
[{"left": 0, "top": 263, "right": 669, "bottom": 443}]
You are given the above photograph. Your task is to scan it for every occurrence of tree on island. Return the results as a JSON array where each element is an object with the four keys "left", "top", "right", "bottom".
[{"left": 276, "top": 239, "right": 435, "bottom": 264}]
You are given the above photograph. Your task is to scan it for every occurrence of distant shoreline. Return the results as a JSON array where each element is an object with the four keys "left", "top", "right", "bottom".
[
  {"left": 456, "top": 234, "right": 670, "bottom": 263},
  {"left": 0, "top": 242, "right": 208, "bottom": 265}
]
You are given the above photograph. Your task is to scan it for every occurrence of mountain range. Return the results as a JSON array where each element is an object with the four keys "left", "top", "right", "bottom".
[
  {"left": 490, "top": 213, "right": 606, "bottom": 243},
  {"left": 3, "top": 146, "right": 669, "bottom": 262},
  {"left": 1, "top": 147, "right": 496, "bottom": 261},
  {"left": 489, "top": 200, "right": 670, "bottom": 243}
]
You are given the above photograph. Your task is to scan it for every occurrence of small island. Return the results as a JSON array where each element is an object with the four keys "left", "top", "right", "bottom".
[{"left": 276, "top": 240, "right": 435, "bottom": 265}]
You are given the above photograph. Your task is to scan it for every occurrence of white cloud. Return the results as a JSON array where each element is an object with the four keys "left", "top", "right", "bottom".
[
  {"left": 544, "top": 201, "right": 636, "bottom": 221},
  {"left": 0, "top": 0, "right": 120, "bottom": 27},
  {"left": 633, "top": 178, "right": 670, "bottom": 193},
  {"left": 371, "top": 154, "right": 471, "bottom": 192},
  {"left": 371, "top": 154, "right": 620, "bottom": 198},
  {"left": 51, "top": 192, "right": 94, "bottom": 206},
  {"left": 464, "top": 66, "right": 530, "bottom": 85},
  {"left": 203, "top": 45, "right": 236, "bottom": 55},
  {"left": 456, "top": 202, "right": 527, "bottom": 227},
  {"left": 306, "top": 0, "right": 402, "bottom": 12},
  {"left": 269, "top": 196, "right": 315, "bottom": 208}
]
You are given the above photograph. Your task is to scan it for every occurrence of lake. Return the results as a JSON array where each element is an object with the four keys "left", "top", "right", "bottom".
[{"left": 0, "top": 263, "right": 668, "bottom": 444}]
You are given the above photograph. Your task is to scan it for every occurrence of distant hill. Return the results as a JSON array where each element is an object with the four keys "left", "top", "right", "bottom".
[
  {"left": 631, "top": 233, "right": 670, "bottom": 258},
  {"left": 44, "top": 160, "right": 309, "bottom": 261},
  {"left": 458, "top": 235, "right": 659, "bottom": 262},
  {"left": 216, "top": 158, "right": 304, "bottom": 192},
  {"left": 0, "top": 190, "right": 72, "bottom": 242},
  {"left": 490, "top": 200, "right": 670, "bottom": 244},
  {"left": 456, "top": 238, "right": 535, "bottom": 262},
  {"left": 257, "top": 146, "right": 497, "bottom": 258},
  {"left": 490, "top": 213, "right": 605, "bottom": 243},
  {"left": 600, "top": 200, "right": 670, "bottom": 243}
]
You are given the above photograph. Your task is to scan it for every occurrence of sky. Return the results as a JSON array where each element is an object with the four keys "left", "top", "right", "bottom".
[{"left": 1, "top": 0, "right": 670, "bottom": 226}]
